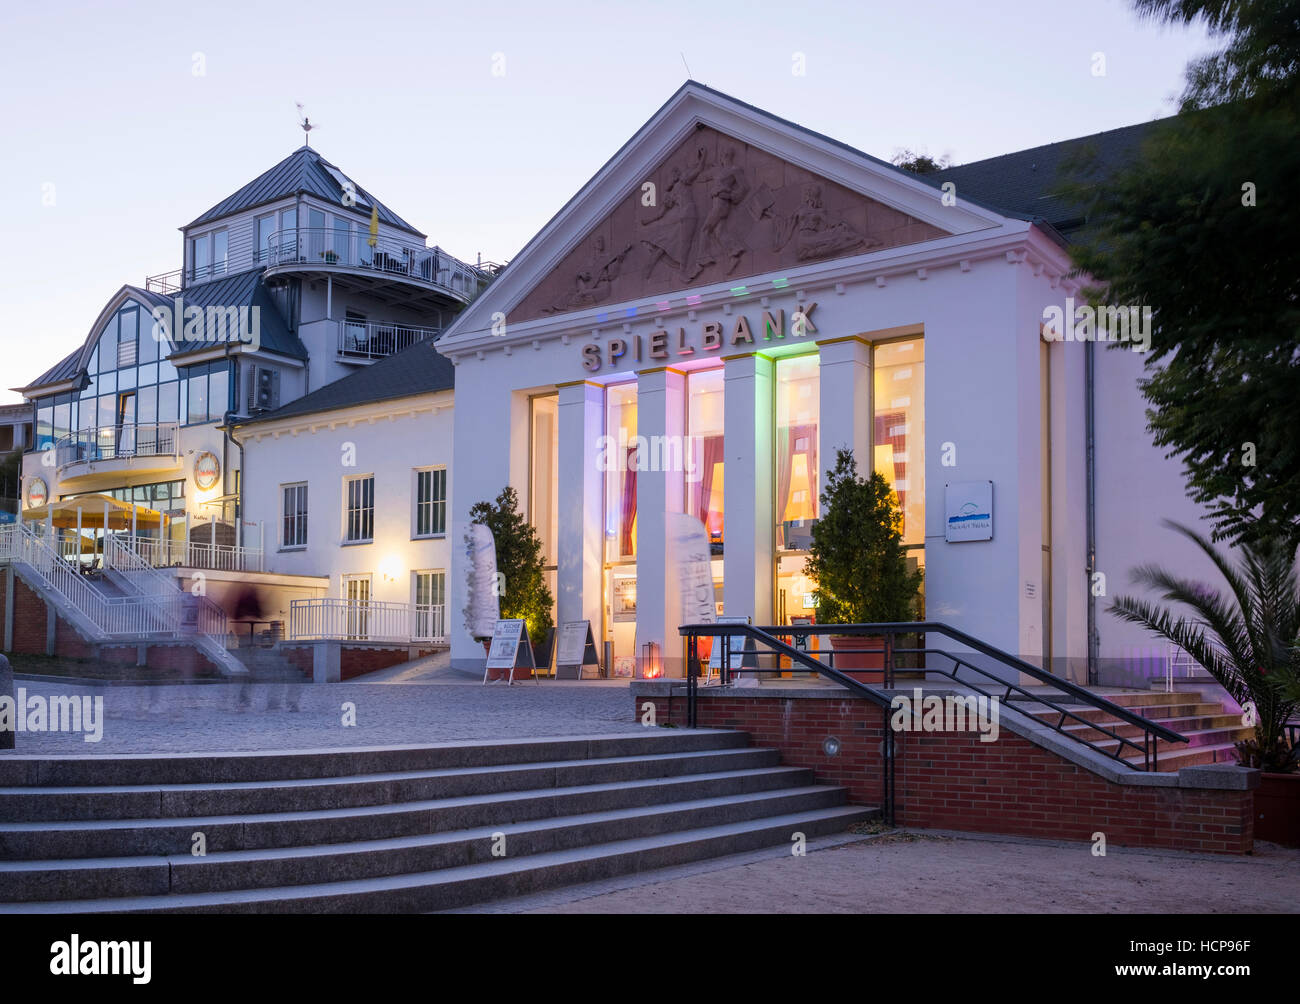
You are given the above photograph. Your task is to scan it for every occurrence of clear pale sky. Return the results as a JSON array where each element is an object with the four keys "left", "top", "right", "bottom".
[{"left": 0, "top": 0, "right": 1211, "bottom": 404}]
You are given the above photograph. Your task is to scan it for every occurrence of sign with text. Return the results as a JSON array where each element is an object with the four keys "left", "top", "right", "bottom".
[
  {"left": 483, "top": 618, "right": 537, "bottom": 685},
  {"left": 944, "top": 481, "right": 994, "bottom": 542},
  {"left": 555, "top": 620, "right": 601, "bottom": 680}
]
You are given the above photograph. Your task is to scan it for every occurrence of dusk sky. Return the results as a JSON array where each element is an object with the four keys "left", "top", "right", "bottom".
[{"left": 0, "top": 0, "right": 1212, "bottom": 403}]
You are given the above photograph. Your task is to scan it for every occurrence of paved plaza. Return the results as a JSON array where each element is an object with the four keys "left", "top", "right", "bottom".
[{"left": 0, "top": 669, "right": 643, "bottom": 754}]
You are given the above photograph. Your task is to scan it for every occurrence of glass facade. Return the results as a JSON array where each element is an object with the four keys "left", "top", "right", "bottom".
[
  {"left": 182, "top": 360, "right": 232, "bottom": 424},
  {"left": 604, "top": 383, "right": 638, "bottom": 562},
  {"left": 31, "top": 301, "right": 182, "bottom": 451},
  {"left": 775, "top": 353, "right": 820, "bottom": 526},
  {"left": 685, "top": 368, "right": 725, "bottom": 548}
]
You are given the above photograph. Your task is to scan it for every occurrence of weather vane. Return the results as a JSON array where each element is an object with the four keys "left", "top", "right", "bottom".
[{"left": 295, "top": 102, "right": 318, "bottom": 146}]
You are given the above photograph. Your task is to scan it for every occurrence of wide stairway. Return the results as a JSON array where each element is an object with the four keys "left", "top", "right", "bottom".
[
  {"left": 0, "top": 730, "right": 874, "bottom": 913},
  {"left": 1026, "top": 690, "right": 1250, "bottom": 771}
]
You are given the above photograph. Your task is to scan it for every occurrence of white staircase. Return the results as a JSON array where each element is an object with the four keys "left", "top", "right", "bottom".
[{"left": 0, "top": 524, "right": 247, "bottom": 677}]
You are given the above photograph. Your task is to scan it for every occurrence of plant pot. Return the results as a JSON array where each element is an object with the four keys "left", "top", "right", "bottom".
[
  {"left": 1255, "top": 772, "right": 1300, "bottom": 847},
  {"left": 829, "top": 634, "right": 885, "bottom": 685}
]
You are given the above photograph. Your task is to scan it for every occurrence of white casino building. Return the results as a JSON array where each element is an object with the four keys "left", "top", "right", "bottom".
[{"left": 437, "top": 82, "right": 1215, "bottom": 686}]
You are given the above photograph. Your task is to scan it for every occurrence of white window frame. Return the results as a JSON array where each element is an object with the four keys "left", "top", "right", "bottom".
[
  {"left": 412, "top": 569, "right": 446, "bottom": 642},
  {"left": 189, "top": 228, "right": 229, "bottom": 282},
  {"left": 281, "top": 481, "right": 308, "bottom": 550},
  {"left": 412, "top": 466, "right": 447, "bottom": 538},
  {"left": 343, "top": 474, "right": 375, "bottom": 544}
]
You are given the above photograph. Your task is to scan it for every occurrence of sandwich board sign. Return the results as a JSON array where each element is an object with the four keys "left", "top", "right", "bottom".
[
  {"left": 483, "top": 618, "right": 538, "bottom": 685},
  {"left": 554, "top": 620, "right": 600, "bottom": 680}
]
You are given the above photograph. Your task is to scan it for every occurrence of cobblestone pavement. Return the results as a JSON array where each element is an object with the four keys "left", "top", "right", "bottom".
[{"left": 0, "top": 677, "right": 644, "bottom": 754}]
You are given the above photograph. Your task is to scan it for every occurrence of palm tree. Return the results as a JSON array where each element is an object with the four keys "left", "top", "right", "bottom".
[{"left": 1108, "top": 520, "right": 1299, "bottom": 772}]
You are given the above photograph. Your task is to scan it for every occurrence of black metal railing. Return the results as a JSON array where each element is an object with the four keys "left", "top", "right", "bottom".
[{"left": 679, "top": 621, "right": 1189, "bottom": 776}]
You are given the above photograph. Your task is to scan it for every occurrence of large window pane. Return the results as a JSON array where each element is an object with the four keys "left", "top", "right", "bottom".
[
  {"left": 775, "top": 354, "right": 820, "bottom": 527},
  {"left": 187, "top": 369, "right": 207, "bottom": 424},
  {"left": 872, "top": 338, "right": 925, "bottom": 548},
  {"left": 686, "top": 368, "right": 725, "bottom": 547},
  {"left": 208, "top": 364, "right": 229, "bottom": 420},
  {"left": 193, "top": 236, "right": 210, "bottom": 281},
  {"left": 158, "top": 382, "right": 178, "bottom": 423},
  {"left": 604, "top": 383, "right": 638, "bottom": 561},
  {"left": 529, "top": 395, "right": 558, "bottom": 564},
  {"left": 213, "top": 231, "right": 228, "bottom": 276}
]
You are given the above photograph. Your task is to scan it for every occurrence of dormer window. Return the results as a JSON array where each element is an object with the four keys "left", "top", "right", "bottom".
[{"left": 189, "top": 229, "right": 228, "bottom": 283}]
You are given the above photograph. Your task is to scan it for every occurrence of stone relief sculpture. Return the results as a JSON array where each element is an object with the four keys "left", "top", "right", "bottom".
[
  {"left": 773, "top": 183, "right": 881, "bottom": 261},
  {"left": 639, "top": 147, "right": 706, "bottom": 281},
  {"left": 544, "top": 234, "right": 632, "bottom": 313},
  {"left": 687, "top": 145, "right": 750, "bottom": 279},
  {"left": 515, "top": 126, "right": 946, "bottom": 321}
]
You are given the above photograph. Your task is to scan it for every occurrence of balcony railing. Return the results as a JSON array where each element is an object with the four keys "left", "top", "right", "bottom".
[
  {"left": 289, "top": 598, "right": 446, "bottom": 644},
  {"left": 145, "top": 269, "right": 183, "bottom": 294},
  {"left": 266, "top": 228, "right": 490, "bottom": 302},
  {"left": 117, "top": 533, "right": 265, "bottom": 573},
  {"left": 54, "top": 423, "right": 181, "bottom": 469},
  {"left": 337, "top": 320, "right": 441, "bottom": 361}
]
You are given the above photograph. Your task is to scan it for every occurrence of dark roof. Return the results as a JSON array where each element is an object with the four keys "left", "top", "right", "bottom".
[
  {"left": 922, "top": 119, "right": 1166, "bottom": 240},
  {"left": 184, "top": 146, "right": 425, "bottom": 237},
  {"left": 21, "top": 346, "right": 83, "bottom": 391},
  {"left": 239, "top": 338, "right": 455, "bottom": 425},
  {"left": 156, "top": 271, "right": 305, "bottom": 362}
]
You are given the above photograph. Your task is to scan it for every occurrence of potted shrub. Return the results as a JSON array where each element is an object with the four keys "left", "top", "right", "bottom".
[
  {"left": 804, "top": 448, "right": 923, "bottom": 684},
  {"left": 468, "top": 486, "right": 555, "bottom": 680}
]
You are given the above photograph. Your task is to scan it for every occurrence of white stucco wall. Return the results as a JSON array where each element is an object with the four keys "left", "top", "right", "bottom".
[{"left": 239, "top": 392, "right": 454, "bottom": 608}]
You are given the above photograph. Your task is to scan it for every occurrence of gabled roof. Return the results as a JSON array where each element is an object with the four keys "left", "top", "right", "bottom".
[
  {"left": 238, "top": 338, "right": 454, "bottom": 426},
  {"left": 184, "top": 146, "right": 426, "bottom": 237},
  {"left": 17, "top": 272, "right": 305, "bottom": 398},
  {"left": 921, "top": 119, "right": 1165, "bottom": 241}
]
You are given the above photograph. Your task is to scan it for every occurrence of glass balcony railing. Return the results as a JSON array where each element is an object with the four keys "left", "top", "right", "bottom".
[{"left": 54, "top": 423, "right": 181, "bottom": 468}]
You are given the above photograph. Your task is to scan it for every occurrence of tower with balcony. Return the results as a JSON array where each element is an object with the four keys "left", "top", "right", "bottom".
[{"left": 13, "top": 144, "right": 492, "bottom": 572}]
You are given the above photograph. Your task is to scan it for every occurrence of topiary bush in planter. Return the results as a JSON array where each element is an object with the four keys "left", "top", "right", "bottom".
[{"left": 804, "top": 448, "right": 923, "bottom": 682}]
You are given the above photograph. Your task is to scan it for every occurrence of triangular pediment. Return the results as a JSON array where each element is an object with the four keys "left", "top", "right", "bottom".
[
  {"left": 510, "top": 125, "right": 948, "bottom": 322},
  {"left": 442, "top": 82, "right": 1015, "bottom": 345}
]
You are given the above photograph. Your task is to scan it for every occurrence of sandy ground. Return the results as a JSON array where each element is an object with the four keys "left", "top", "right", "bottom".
[{"left": 511, "top": 830, "right": 1300, "bottom": 913}]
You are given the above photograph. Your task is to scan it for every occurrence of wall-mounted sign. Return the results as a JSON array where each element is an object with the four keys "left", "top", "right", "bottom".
[
  {"left": 26, "top": 477, "right": 47, "bottom": 508},
  {"left": 579, "top": 303, "right": 819, "bottom": 373},
  {"left": 194, "top": 451, "right": 221, "bottom": 490},
  {"left": 944, "top": 481, "right": 993, "bottom": 542}
]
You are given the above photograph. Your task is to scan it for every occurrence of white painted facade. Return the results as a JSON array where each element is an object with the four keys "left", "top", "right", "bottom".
[
  {"left": 433, "top": 84, "right": 1218, "bottom": 685},
  {"left": 239, "top": 392, "right": 454, "bottom": 623}
]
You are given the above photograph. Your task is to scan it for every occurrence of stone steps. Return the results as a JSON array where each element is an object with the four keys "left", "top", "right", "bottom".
[
  {"left": 1026, "top": 689, "right": 1246, "bottom": 772},
  {"left": 0, "top": 731, "right": 875, "bottom": 912}
]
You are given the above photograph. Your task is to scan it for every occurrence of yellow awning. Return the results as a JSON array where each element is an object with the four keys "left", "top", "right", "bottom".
[{"left": 21, "top": 494, "right": 166, "bottom": 530}]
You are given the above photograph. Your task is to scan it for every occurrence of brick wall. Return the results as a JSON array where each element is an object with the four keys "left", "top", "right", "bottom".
[
  {"left": 634, "top": 692, "right": 1254, "bottom": 855},
  {"left": 8, "top": 577, "right": 49, "bottom": 654}
]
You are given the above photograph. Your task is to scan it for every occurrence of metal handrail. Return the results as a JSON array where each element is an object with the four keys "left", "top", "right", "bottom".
[
  {"left": 679, "top": 621, "right": 1189, "bottom": 773},
  {"left": 337, "top": 319, "right": 441, "bottom": 360},
  {"left": 265, "top": 228, "right": 491, "bottom": 302}
]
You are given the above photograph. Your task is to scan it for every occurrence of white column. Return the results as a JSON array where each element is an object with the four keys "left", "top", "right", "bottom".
[
  {"left": 556, "top": 380, "right": 604, "bottom": 654},
  {"left": 76, "top": 508, "right": 83, "bottom": 570},
  {"left": 817, "top": 336, "right": 873, "bottom": 486},
  {"left": 633, "top": 368, "right": 686, "bottom": 676},
  {"left": 722, "top": 353, "right": 774, "bottom": 625}
]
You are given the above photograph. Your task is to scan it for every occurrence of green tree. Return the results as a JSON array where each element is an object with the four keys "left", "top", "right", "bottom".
[
  {"left": 1064, "top": 0, "right": 1300, "bottom": 547},
  {"left": 891, "top": 149, "right": 952, "bottom": 175},
  {"left": 804, "top": 448, "right": 923, "bottom": 624},
  {"left": 468, "top": 486, "right": 554, "bottom": 641},
  {"left": 1109, "top": 520, "right": 1299, "bottom": 772}
]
